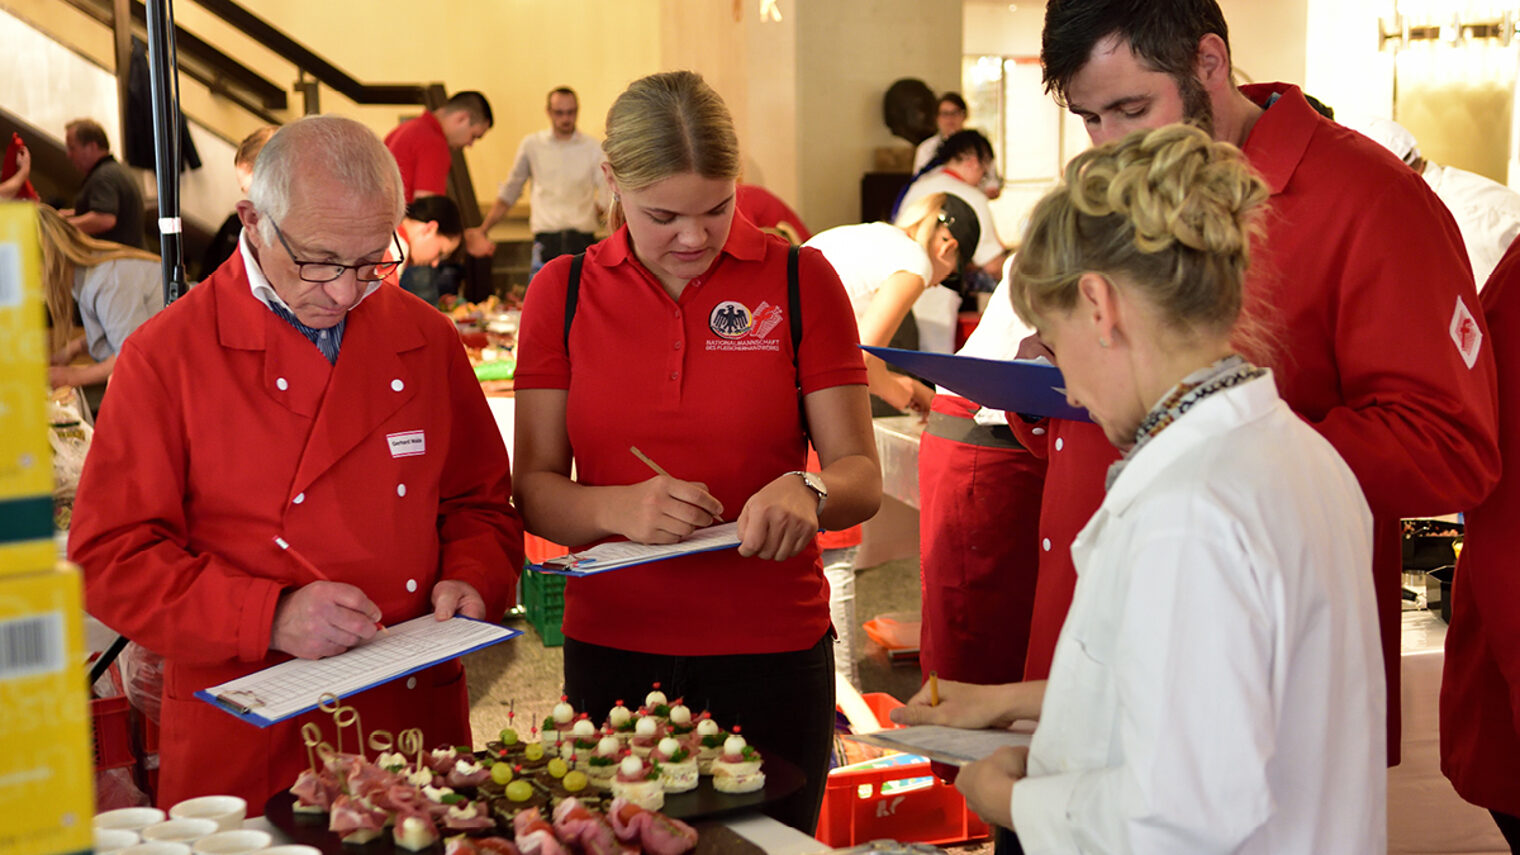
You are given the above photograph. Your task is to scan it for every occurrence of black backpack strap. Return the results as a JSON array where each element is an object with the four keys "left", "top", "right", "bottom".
[
  {"left": 788, "top": 245, "right": 809, "bottom": 442},
  {"left": 788, "top": 246, "right": 801, "bottom": 365},
  {"left": 563, "top": 252, "right": 585, "bottom": 352}
]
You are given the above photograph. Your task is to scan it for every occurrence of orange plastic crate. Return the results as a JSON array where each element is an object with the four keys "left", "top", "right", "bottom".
[
  {"left": 816, "top": 693, "right": 989, "bottom": 848},
  {"left": 524, "top": 533, "right": 570, "bottom": 564}
]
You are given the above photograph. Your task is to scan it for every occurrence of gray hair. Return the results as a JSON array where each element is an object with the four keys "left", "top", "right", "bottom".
[{"left": 247, "top": 115, "right": 405, "bottom": 244}]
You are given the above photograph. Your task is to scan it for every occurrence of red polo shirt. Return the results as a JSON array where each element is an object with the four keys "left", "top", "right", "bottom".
[
  {"left": 385, "top": 111, "right": 451, "bottom": 202},
  {"left": 515, "top": 216, "right": 867, "bottom": 655}
]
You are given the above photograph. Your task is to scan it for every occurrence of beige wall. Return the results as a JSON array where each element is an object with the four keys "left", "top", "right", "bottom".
[
  {"left": 960, "top": 0, "right": 1395, "bottom": 127},
  {"left": 167, "top": 0, "right": 665, "bottom": 209},
  {"left": 797, "top": 1, "right": 961, "bottom": 231},
  {"left": 658, "top": 0, "right": 958, "bottom": 233}
]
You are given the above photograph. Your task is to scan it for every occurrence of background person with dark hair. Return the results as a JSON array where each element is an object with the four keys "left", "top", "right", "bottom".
[
  {"left": 384, "top": 90, "right": 494, "bottom": 202},
  {"left": 60, "top": 117, "right": 145, "bottom": 248},
  {"left": 470, "top": 86, "right": 608, "bottom": 276},
  {"left": 913, "top": 92, "right": 967, "bottom": 174},
  {"left": 897, "top": 129, "right": 1007, "bottom": 282},
  {"left": 394, "top": 195, "right": 464, "bottom": 303}
]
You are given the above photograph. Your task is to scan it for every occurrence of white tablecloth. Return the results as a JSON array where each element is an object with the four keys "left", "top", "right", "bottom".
[{"left": 1390, "top": 610, "right": 1507, "bottom": 854}]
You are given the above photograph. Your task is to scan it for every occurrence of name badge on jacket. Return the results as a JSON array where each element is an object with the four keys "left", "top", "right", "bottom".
[{"left": 387, "top": 430, "right": 426, "bottom": 458}]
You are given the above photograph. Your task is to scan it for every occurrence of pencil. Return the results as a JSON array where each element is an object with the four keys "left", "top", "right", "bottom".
[
  {"left": 929, "top": 671, "right": 940, "bottom": 707},
  {"left": 273, "top": 536, "right": 388, "bottom": 635},
  {"left": 630, "top": 446, "right": 723, "bottom": 523}
]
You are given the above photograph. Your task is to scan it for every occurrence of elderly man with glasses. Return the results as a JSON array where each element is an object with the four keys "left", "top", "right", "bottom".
[{"left": 70, "top": 115, "right": 524, "bottom": 813}]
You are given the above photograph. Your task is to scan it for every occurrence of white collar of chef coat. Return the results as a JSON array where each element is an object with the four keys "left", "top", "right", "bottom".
[
  {"left": 239, "top": 229, "right": 383, "bottom": 314},
  {"left": 1101, "top": 370, "right": 1282, "bottom": 517}
]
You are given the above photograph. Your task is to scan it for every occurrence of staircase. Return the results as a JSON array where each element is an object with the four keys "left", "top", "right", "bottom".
[{"left": 3, "top": 0, "right": 510, "bottom": 295}]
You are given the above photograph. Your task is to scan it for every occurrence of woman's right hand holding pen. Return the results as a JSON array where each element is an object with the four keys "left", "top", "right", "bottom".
[
  {"left": 890, "top": 677, "right": 1047, "bottom": 731},
  {"left": 605, "top": 475, "right": 724, "bottom": 545}
]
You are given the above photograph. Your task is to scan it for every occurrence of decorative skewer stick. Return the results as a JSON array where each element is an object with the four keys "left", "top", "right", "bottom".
[
  {"left": 369, "top": 729, "right": 395, "bottom": 757},
  {"left": 301, "top": 722, "right": 324, "bottom": 773},
  {"left": 317, "top": 693, "right": 344, "bottom": 754},
  {"left": 399, "top": 727, "right": 424, "bottom": 771},
  {"left": 335, "top": 705, "right": 362, "bottom": 759}
]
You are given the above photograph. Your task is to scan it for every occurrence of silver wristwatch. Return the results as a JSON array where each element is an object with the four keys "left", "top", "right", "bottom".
[{"left": 786, "top": 470, "right": 827, "bottom": 515}]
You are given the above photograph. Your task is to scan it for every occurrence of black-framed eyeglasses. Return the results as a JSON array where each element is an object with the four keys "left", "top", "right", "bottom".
[{"left": 268, "top": 219, "right": 404, "bottom": 283}]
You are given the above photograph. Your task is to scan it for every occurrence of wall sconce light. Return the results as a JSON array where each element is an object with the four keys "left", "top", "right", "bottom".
[
  {"left": 760, "top": 0, "right": 782, "bottom": 23},
  {"left": 1380, "top": 11, "right": 1515, "bottom": 49}
]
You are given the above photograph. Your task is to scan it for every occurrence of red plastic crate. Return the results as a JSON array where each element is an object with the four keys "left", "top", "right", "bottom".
[
  {"left": 816, "top": 693, "right": 989, "bottom": 847},
  {"left": 91, "top": 679, "right": 135, "bottom": 772}
]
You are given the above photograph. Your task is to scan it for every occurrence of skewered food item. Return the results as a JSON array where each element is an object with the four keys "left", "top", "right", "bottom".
[
  {"left": 652, "top": 737, "right": 699, "bottom": 793},
  {"left": 609, "top": 754, "right": 664, "bottom": 811},
  {"left": 709, "top": 731, "right": 765, "bottom": 794}
]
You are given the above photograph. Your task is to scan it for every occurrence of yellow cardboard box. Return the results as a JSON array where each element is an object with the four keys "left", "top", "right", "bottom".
[
  {"left": 0, "top": 563, "right": 94, "bottom": 855},
  {"left": 0, "top": 202, "right": 54, "bottom": 573}
]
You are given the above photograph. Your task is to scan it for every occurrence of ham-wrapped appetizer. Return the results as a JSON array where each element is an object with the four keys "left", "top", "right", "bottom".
[
  {"left": 289, "top": 767, "right": 340, "bottom": 814},
  {"left": 427, "top": 745, "right": 462, "bottom": 774},
  {"left": 609, "top": 798, "right": 698, "bottom": 855},
  {"left": 392, "top": 804, "right": 440, "bottom": 852},
  {"left": 329, "top": 794, "right": 389, "bottom": 845},
  {"left": 446, "top": 757, "right": 493, "bottom": 788},
  {"left": 442, "top": 799, "right": 498, "bottom": 833},
  {"left": 553, "top": 798, "right": 631, "bottom": 855},
  {"left": 512, "top": 807, "right": 567, "bottom": 855}
]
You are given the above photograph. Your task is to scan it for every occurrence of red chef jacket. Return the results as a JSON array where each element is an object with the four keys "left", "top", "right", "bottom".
[
  {"left": 70, "top": 250, "right": 524, "bottom": 812},
  {"left": 1011, "top": 84, "right": 1501, "bottom": 765},
  {"left": 1441, "top": 239, "right": 1520, "bottom": 814}
]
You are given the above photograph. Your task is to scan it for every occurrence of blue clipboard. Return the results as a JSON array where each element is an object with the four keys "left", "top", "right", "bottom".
[
  {"left": 862, "top": 345, "right": 1091, "bottom": 422},
  {"left": 195, "top": 616, "right": 521, "bottom": 728}
]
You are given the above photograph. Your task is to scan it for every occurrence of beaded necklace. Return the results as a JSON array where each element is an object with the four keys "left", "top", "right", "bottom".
[{"left": 1105, "top": 354, "right": 1267, "bottom": 490}]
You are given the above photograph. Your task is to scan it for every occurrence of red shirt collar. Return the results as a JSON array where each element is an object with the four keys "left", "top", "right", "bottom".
[
  {"left": 941, "top": 165, "right": 974, "bottom": 185},
  {"left": 1239, "top": 82, "right": 1316, "bottom": 196}
]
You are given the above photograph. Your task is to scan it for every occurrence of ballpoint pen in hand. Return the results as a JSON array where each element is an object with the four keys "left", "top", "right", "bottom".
[{"left": 273, "top": 536, "right": 388, "bottom": 636}]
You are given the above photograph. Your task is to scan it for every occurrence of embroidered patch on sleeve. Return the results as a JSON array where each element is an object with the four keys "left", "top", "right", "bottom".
[{"left": 1450, "top": 297, "right": 1483, "bottom": 369}]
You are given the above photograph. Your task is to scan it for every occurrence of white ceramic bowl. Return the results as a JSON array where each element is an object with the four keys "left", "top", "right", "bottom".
[
  {"left": 119, "top": 843, "right": 192, "bottom": 855},
  {"left": 260, "top": 847, "right": 321, "bottom": 855},
  {"left": 142, "top": 818, "right": 220, "bottom": 844},
  {"left": 169, "top": 796, "right": 248, "bottom": 832},
  {"left": 95, "top": 828, "right": 142, "bottom": 854},
  {"left": 192, "top": 829, "right": 272, "bottom": 855},
  {"left": 95, "top": 808, "right": 168, "bottom": 833}
]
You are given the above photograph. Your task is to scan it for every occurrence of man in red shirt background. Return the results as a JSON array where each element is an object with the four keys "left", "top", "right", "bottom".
[
  {"left": 1004, "top": 0, "right": 1498, "bottom": 775},
  {"left": 384, "top": 90, "right": 493, "bottom": 203}
]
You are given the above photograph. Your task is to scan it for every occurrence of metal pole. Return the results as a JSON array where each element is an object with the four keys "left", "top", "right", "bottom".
[{"left": 145, "top": 0, "right": 186, "bottom": 306}]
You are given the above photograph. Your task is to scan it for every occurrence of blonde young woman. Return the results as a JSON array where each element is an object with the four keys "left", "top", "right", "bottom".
[
  {"left": 894, "top": 125, "right": 1386, "bottom": 853},
  {"left": 513, "top": 70, "right": 882, "bottom": 832},
  {"left": 38, "top": 204, "right": 163, "bottom": 389},
  {"left": 803, "top": 191, "right": 979, "bottom": 414}
]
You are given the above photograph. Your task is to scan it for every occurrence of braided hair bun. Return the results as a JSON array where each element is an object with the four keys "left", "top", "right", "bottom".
[{"left": 1010, "top": 123, "right": 1269, "bottom": 338}]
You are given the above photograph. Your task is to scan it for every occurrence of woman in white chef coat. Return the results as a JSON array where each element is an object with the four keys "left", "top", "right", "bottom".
[{"left": 892, "top": 124, "right": 1387, "bottom": 854}]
